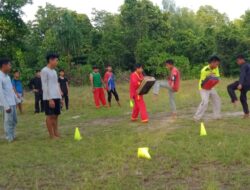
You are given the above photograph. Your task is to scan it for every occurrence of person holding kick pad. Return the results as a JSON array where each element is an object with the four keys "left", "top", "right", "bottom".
[
  {"left": 194, "top": 55, "right": 221, "bottom": 121},
  {"left": 130, "top": 64, "right": 149, "bottom": 123}
]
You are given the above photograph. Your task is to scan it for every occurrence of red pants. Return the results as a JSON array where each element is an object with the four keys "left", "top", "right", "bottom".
[
  {"left": 93, "top": 88, "right": 106, "bottom": 108},
  {"left": 131, "top": 95, "right": 148, "bottom": 122}
]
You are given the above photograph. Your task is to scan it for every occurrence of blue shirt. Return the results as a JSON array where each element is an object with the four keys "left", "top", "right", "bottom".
[
  {"left": 0, "top": 71, "right": 17, "bottom": 110},
  {"left": 12, "top": 79, "right": 23, "bottom": 94},
  {"left": 108, "top": 74, "right": 116, "bottom": 90}
]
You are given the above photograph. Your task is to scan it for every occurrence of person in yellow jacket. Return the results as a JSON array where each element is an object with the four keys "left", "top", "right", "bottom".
[{"left": 194, "top": 55, "right": 222, "bottom": 121}]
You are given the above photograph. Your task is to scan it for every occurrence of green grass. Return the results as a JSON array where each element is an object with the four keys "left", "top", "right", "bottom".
[{"left": 0, "top": 78, "right": 250, "bottom": 190}]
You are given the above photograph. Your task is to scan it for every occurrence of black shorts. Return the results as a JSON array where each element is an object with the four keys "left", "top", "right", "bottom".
[{"left": 44, "top": 99, "right": 61, "bottom": 116}]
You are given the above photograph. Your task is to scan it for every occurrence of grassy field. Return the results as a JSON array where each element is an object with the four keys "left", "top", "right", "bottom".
[{"left": 0, "top": 78, "right": 250, "bottom": 190}]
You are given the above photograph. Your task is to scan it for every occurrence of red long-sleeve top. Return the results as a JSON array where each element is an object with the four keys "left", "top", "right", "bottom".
[
  {"left": 130, "top": 71, "right": 144, "bottom": 99},
  {"left": 168, "top": 67, "right": 180, "bottom": 92}
]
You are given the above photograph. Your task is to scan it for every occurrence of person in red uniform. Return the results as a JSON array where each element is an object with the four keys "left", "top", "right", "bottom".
[{"left": 130, "top": 64, "right": 149, "bottom": 123}]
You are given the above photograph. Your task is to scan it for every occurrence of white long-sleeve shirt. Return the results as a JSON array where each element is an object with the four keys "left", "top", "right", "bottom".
[
  {"left": 0, "top": 71, "right": 17, "bottom": 110},
  {"left": 41, "top": 66, "right": 62, "bottom": 100}
]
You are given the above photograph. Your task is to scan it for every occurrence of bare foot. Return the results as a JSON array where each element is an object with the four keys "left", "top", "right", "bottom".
[{"left": 243, "top": 114, "right": 250, "bottom": 119}]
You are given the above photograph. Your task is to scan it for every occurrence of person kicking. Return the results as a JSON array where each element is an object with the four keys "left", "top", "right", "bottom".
[
  {"left": 130, "top": 64, "right": 149, "bottom": 123},
  {"left": 104, "top": 65, "right": 121, "bottom": 107},
  {"left": 227, "top": 55, "right": 250, "bottom": 119},
  {"left": 41, "top": 53, "right": 62, "bottom": 139},
  {"left": 194, "top": 55, "right": 221, "bottom": 121},
  {"left": 0, "top": 58, "right": 18, "bottom": 142},
  {"left": 153, "top": 59, "right": 180, "bottom": 118},
  {"left": 90, "top": 66, "right": 107, "bottom": 108}
]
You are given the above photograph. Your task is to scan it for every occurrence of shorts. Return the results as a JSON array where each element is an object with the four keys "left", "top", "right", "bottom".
[
  {"left": 44, "top": 99, "right": 61, "bottom": 116},
  {"left": 16, "top": 93, "right": 23, "bottom": 104}
]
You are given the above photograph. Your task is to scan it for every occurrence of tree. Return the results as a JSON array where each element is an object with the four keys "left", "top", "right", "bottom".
[{"left": 0, "top": 0, "right": 32, "bottom": 60}]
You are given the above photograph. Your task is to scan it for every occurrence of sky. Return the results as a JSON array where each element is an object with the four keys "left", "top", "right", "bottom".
[{"left": 22, "top": 0, "right": 249, "bottom": 22}]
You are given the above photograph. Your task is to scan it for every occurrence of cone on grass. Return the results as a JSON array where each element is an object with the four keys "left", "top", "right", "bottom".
[
  {"left": 74, "top": 127, "right": 82, "bottom": 141},
  {"left": 130, "top": 100, "right": 134, "bottom": 108},
  {"left": 200, "top": 122, "right": 207, "bottom": 136},
  {"left": 138, "top": 147, "right": 151, "bottom": 160}
]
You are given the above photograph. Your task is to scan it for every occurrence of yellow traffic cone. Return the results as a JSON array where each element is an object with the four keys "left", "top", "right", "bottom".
[
  {"left": 130, "top": 100, "right": 134, "bottom": 108},
  {"left": 200, "top": 122, "right": 207, "bottom": 136},
  {"left": 74, "top": 127, "right": 82, "bottom": 141},
  {"left": 138, "top": 147, "right": 151, "bottom": 160}
]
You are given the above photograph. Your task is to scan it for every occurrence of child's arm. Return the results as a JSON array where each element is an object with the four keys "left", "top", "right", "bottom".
[
  {"left": 12, "top": 82, "right": 20, "bottom": 98},
  {"left": 66, "top": 79, "right": 69, "bottom": 94},
  {"left": 89, "top": 74, "right": 94, "bottom": 92}
]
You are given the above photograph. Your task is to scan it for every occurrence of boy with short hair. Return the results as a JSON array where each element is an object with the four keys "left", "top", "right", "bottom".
[
  {"left": 30, "top": 70, "right": 44, "bottom": 113},
  {"left": 104, "top": 65, "right": 120, "bottom": 107},
  {"left": 41, "top": 53, "right": 62, "bottom": 139},
  {"left": 130, "top": 64, "right": 149, "bottom": 123},
  {"left": 58, "top": 69, "right": 69, "bottom": 110},
  {"left": 0, "top": 58, "right": 18, "bottom": 142},
  {"left": 153, "top": 59, "right": 180, "bottom": 118},
  {"left": 194, "top": 55, "right": 221, "bottom": 121},
  {"left": 90, "top": 66, "right": 107, "bottom": 108},
  {"left": 12, "top": 70, "right": 24, "bottom": 114}
]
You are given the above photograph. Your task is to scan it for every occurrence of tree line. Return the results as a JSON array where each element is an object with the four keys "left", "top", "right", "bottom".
[{"left": 0, "top": 0, "right": 250, "bottom": 85}]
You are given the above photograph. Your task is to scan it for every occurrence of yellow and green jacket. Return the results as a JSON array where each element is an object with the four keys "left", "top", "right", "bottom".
[{"left": 199, "top": 65, "right": 220, "bottom": 90}]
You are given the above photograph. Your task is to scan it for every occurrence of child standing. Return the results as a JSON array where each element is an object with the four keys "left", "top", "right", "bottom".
[
  {"left": 41, "top": 53, "right": 62, "bottom": 139},
  {"left": 90, "top": 66, "right": 107, "bottom": 108},
  {"left": 12, "top": 70, "right": 24, "bottom": 114},
  {"left": 104, "top": 65, "right": 120, "bottom": 107},
  {"left": 58, "top": 69, "right": 69, "bottom": 110}
]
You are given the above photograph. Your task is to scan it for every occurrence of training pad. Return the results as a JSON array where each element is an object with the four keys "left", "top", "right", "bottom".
[
  {"left": 201, "top": 76, "right": 219, "bottom": 90},
  {"left": 138, "top": 76, "right": 156, "bottom": 95}
]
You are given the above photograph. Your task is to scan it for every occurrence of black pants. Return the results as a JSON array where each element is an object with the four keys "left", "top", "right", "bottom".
[
  {"left": 35, "top": 93, "right": 44, "bottom": 113},
  {"left": 62, "top": 94, "right": 69, "bottom": 110},
  {"left": 107, "top": 88, "right": 119, "bottom": 103},
  {"left": 227, "top": 81, "right": 250, "bottom": 114}
]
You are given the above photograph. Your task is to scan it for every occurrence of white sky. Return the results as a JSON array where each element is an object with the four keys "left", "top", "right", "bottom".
[{"left": 22, "top": 0, "right": 249, "bottom": 22}]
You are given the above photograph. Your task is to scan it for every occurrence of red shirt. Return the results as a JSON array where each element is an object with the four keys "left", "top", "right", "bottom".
[
  {"left": 168, "top": 67, "right": 180, "bottom": 92},
  {"left": 130, "top": 71, "right": 144, "bottom": 99},
  {"left": 104, "top": 71, "right": 112, "bottom": 90}
]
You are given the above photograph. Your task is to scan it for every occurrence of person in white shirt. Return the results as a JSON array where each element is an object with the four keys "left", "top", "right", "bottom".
[
  {"left": 41, "top": 53, "right": 62, "bottom": 139},
  {"left": 0, "top": 58, "right": 17, "bottom": 142}
]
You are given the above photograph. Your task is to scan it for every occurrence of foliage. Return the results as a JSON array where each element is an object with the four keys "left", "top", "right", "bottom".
[{"left": 1, "top": 0, "right": 250, "bottom": 85}]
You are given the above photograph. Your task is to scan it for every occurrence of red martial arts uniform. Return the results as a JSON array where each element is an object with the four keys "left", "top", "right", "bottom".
[{"left": 130, "top": 72, "right": 149, "bottom": 122}]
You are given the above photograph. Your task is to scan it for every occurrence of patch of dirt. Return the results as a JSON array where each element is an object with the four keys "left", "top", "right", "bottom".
[{"left": 63, "top": 110, "right": 245, "bottom": 133}]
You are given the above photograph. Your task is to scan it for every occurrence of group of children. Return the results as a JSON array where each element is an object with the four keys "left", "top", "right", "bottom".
[
  {"left": 89, "top": 65, "right": 121, "bottom": 108},
  {"left": 0, "top": 53, "right": 249, "bottom": 142},
  {"left": 129, "top": 55, "right": 250, "bottom": 123}
]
